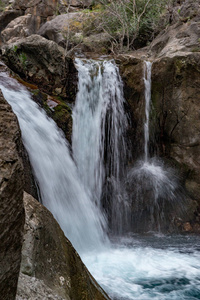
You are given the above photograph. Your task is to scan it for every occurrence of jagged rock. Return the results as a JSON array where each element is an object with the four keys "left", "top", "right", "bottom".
[
  {"left": 1, "top": 14, "right": 37, "bottom": 44},
  {"left": 0, "top": 0, "right": 59, "bottom": 45},
  {"left": 12, "top": 0, "right": 58, "bottom": 17},
  {"left": 0, "top": 34, "right": 77, "bottom": 97},
  {"left": 0, "top": 9, "right": 22, "bottom": 44},
  {"left": 148, "top": 0, "right": 200, "bottom": 58},
  {"left": 16, "top": 192, "right": 110, "bottom": 300},
  {"left": 0, "top": 88, "right": 25, "bottom": 299}
]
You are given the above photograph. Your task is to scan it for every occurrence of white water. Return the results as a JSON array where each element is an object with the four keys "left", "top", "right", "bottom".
[
  {"left": 144, "top": 61, "right": 152, "bottom": 162},
  {"left": 1, "top": 63, "right": 200, "bottom": 300},
  {"left": 72, "top": 58, "right": 129, "bottom": 233},
  {"left": 83, "top": 235, "right": 200, "bottom": 300},
  {"left": 0, "top": 70, "right": 106, "bottom": 254}
]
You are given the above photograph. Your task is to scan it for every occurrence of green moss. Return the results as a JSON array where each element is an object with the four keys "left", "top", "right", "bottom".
[{"left": 191, "top": 47, "right": 200, "bottom": 52}]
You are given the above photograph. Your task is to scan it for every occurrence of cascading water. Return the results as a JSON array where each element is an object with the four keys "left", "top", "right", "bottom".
[
  {"left": 1, "top": 61, "right": 200, "bottom": 300},
  {"left": 144, "top": 61, "right": 152, "bottom": 162},
  {"left": 72, "top": 58, "right": 130, "bottom": 234},
  {"left": 126, "top": 61, "right": 186, "bottom": 232},
  {"left": 0, "top": 69, "right": 106, "bottom": 254}
]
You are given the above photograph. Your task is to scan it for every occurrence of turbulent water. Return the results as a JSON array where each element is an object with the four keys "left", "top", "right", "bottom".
[
  {"left": 83, "top": 235, "right": 200, "bottom": 300},
  {"left": 1, "top": 62, "right": 200, "bottom": 300}
]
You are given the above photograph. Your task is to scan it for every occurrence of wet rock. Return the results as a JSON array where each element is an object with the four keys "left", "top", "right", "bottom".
[
  {"left": 16, "top": 192, "right": 110, "bottom": 300},
  {"left": 117, "top": 55, "right": 145, "bottom": 161},
  {"left": 0, "top": 89, "right": 25, "bottom": 300}
]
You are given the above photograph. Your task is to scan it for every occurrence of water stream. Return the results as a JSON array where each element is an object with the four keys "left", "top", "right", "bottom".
[
  {"left": 0, "top": 69, "right": 106, "bottom": 254},
  {"left": 1, "top": 61, "right": 200, "bottom": 300},
  {"left": 72, "top": 58, "right": 129, "bottom": 234}
]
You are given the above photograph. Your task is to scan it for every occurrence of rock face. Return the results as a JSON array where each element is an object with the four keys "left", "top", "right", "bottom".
[
  {"left": 0, "top": 0, "right": 59, "bottom": 44},
  {"left": 117, "top": 0, "right": 200, "bottom": 231},
  {"left": 151, "top": 53, "right": 200, "bottom": 225},
  {"left": 1, "top": 14, "right": 37, "bottom": 44},
  {"left": 12, "top": 0, "right": 58, "bottom": 17},
  {"left": 17, "top": 192, "right": 110, "bottom": 300},
  {"left": 117, "top": 55, "right": 145, "bottom": 161},
  {"left": 1, "top": 34, "right": 77, "bottom": 97},
  {"left": 0, "top": 88, "right": 25, "bottom": 299}
]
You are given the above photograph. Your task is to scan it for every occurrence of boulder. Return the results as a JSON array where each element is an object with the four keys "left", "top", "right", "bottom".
[
  {"left": 1, "top": 14, "right": 38, "bottom": 44},
  {"left": 37, "top": 12, "right": 82, "bottom": 47},
  {"left": 0, "top": 34, "right": 77, "bottom": 98},
  {"left": 0, "top": 87, "right": 25, "bottom": 299},
  {"left": 16, "top": 192, "right": 110, "bottom": 300},
  {"left": 0, "top": 9, "right": 22, "bottom": 44}
]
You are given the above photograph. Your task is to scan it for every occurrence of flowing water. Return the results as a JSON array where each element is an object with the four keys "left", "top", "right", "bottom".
[
  {"left": 1, "top": 62, "right": 200, "bottom": 300},
  {"left": 72, "top": 58, "right": 130, "bottom": 234},
  {"left": 144, "top": 61, "right": 152, "bottom": 162},
  {"left": 0, "top": 69, "right": 106, "bottom": 254}
]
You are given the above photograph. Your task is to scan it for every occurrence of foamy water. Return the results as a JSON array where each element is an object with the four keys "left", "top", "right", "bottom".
[{"left": 83, "top": 235, "right": 200, "bottom": 300}]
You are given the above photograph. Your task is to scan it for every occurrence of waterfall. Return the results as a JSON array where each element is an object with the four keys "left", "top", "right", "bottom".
[
  {"left": 72, "top": 58, "right": 129, "bottom": 234},
  {"left": 126, "top": 60, "right": 186, "bottom": 232},
  {"left": 0, "top": 70, "right": 107, "bottom": 254},
  {"left": 1, "top": 62, "right": 199, "bottom": 300},
  {"left": 143, "top": 61, "right": 152, "bottom": 162}
]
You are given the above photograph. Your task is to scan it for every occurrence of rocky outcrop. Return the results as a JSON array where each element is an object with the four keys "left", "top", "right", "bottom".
[
  {"left": 0, "top": 9, "right": 22, "bottom": 44},
  {"left": 1, "top": 14, "right": 38, "bottom": 44},
  {"left": 0, "top": 0, "right": 59, "bottom": 44},
  {"left": 12, "top": 0, "right": 58, "bottom": 17},
  {"left": 37, "top": 11, "right": 109, "bottom": 53},
  {"left": 17, "top": 192, "right": 110, "bottom": 300},
  {"left": 0, "top": 34, "right": 77, "bottom": 98},
  {"left": 0, "top": 88, "right": 25, "bottom": 299}
]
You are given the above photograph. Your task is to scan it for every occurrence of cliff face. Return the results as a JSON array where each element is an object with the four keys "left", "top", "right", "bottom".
[
  {"left": 0, "top": 88, "right": 25, "bottom": 299},
  {"left": 118, "top": 0, "right": 200, "bottom": 231}
]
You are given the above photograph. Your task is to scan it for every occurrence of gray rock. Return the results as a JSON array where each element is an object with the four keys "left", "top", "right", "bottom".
[
  {"left": 1, "top": 14, "right": 37, "bottom": 44},
  {"left": 0, "top": 9, "right": 23, "bottom": 44},
  {"left": 0, "top": 85, "right": 25, "bottom": 300},
  {"left": 1, "top": 35, "right": 73, "bottom": 97},
  {"left": 37, "top": 12, "right": 84, "bottom": 47},
  {"left": 16, "top": 192, "right": 110, "bottom": 300},
  {"left": 12, "top": 0, "right": 58, "bottom": 17}
]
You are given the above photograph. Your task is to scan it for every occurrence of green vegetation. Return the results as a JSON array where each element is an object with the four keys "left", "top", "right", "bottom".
[
  {"left": 19, "top": 52, "right": 28, "bottom": 69},
  {"left": 97, "top": 0, "right": 173, "bottom": 52}
]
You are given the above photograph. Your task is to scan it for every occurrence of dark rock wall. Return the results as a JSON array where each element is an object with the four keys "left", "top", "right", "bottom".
[{"left": 0, "top": 90, "right": 25, "bottom": 300}]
